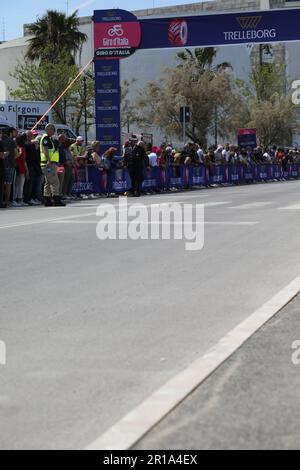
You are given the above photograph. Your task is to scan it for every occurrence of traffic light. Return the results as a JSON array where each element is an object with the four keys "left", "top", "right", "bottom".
[{"left": 180, "top": 106, "right": 191, "bottom": 124}]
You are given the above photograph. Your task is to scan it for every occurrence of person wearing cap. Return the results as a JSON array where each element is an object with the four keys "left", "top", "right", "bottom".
[
  {"left": 70, "top": 136, "right": 86, "bottom": 162},
  {"left": 40, "top": 124, "right": 65, "bottom": 207}
]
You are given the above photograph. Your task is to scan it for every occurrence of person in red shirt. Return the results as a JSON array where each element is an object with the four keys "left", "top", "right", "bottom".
[
  {"left": 13, "top": 134, "right": 29, "bottom": 207},
  {"left": 276, "top": 148, "right": 285, "bottom": 161}
]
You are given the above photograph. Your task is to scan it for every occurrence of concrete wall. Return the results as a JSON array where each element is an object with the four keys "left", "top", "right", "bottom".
[{"left": 0, "top": 38, "right": 28, "bottom": 100}]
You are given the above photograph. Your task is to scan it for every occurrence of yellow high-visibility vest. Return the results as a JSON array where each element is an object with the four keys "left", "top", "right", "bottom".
[{"left": 40, "top": 134, "right": 59, "bottom": 164}]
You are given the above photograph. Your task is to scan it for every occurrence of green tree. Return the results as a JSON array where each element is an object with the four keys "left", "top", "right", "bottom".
[
  {"left": 137, "top": 60, "right": 234, "bottom": 145},
  {"left": 11, "top": 51, "right": 94, "bottom": 131},
  {"left": 230, "top": 59, "right": 297, "bottom": 147},
  {"left": 247, "top": 94, "right": 296, "bottom": 147},
  {"left": 69, "top": 75, "right": 95, "bottom": 135},
  {"left": 121, "top": 79, "right": 139, "bottom": 133},
  {"left": 136, "top": 47, "right": 233, "bottom": 144},
  {"left": 26, "top": 10, "right": 87, "bottom": 64}
]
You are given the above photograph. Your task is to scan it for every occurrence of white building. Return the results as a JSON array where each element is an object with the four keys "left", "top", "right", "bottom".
[{"left": 0, "top": 0, "right": 300, "bottom": 143}]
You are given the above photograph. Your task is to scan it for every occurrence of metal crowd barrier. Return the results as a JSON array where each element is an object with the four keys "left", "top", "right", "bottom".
[{"left": 71, "top": 163, "right": 300, "bottom": 195}]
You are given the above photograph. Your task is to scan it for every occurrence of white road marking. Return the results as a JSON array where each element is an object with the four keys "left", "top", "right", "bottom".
[
  {"left": 228, "top": 202, "right": 272, "bottom": 209},
  {"left": 204, "top": 202, "right": 231, "bottom": 207},
  {"left": 0, "top": 201, "right": 204, "bottom": 230},
  {"left": 205, "top": 221, "right": 258, "bottom": 226},
  {"left": 0, "top": 212, "right": 97, "bottom": 230},
  {"left": 52, "top": 220, "right": 258, "bottom": 226},
  {"left": 68, "top": 204, "right": 104, "bottom": 207},
  {"left": 140, "top": 194, "right": 209, "bottom": 201},
  {"left": 278, "top": 203, "right": 300, "bottom": 210},
  {"left": 85, "top": 274, "right": 300, "bottom": 451},
  {"left": 0, "top": 202, "right": 193, "bottom": 230}
]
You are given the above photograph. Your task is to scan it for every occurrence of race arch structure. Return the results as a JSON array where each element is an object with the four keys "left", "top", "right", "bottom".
[{"left": 93, "top": 7, "right": 300, "bottom": 154}]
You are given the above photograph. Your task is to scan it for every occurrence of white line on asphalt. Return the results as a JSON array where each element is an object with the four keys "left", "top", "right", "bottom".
[
  {"left": 138, "top": 194, "right": 210, "bottom": 201},
  {"left": 85, "top": 274, "right": 300, "bottom": 451},
  {"left": 205, "top": 221, "right": 258, "bottom": 225},
  {"left": 203, "top": 202, "right": 231, "bottom": 207},
  {"left": 228, "top": 202, "right": 272, "bottom": 209},
  {"left": 68, "top": 204, "right": 104, "bottom": 207},
  {"left": 63, "top": 201, "right": 229, "bottom": 211},
  {"left": 0, "top": 201, "right": 205, "bottom": 230},
  {"left": 278, "top": 203, "right": 300, "bottom": 210},
  {"left": 52, "top": 221, "right": 258, "bottom": 226},
  {"left": 0, "top": 212, "right": 97, "bottom": 230}
]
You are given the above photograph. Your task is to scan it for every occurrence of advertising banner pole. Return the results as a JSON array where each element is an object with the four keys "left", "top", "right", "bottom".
[{"left": 93, "top": 9, "right": 142, "bottom": 155}]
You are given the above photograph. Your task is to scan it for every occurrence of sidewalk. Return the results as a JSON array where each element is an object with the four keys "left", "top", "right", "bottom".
[{"left": 134, "top": 294, "right": 300, "bottom": 450}]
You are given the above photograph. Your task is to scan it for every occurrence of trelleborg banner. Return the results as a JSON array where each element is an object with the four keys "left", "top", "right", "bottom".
[
  {"left": 94, "top": 8, "right": 300, "bottom": 57},
  {"left": 138, "top": 9, "right": 300, "bottom": 49},
  {"left": 93, "top": 8, "right": 300, "bottom": 154}
]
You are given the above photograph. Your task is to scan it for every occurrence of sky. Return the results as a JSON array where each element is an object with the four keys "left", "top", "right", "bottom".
[{"left": 1, "top": 0, "right": 209, "bottom": 41}]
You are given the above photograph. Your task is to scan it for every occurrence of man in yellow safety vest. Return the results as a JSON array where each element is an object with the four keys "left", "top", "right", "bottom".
[{"left": 40, "top": 124, "right": 66, "bottom": 207}]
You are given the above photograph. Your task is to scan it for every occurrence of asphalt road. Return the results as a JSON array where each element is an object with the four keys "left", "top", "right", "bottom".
[
  {"left": 135, "top": 293, "right": 300, "bottom": 451},
  {"left": 1, "top": 180, "right": 300, "bottom": 450}
]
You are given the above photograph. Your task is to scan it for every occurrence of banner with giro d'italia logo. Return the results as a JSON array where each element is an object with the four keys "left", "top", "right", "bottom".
[
  {"left": 93, "top": 6, "right": 300, "bottom": 155},
  {"left": 94, "top": 9, "right": 141, "bottom": 59}
]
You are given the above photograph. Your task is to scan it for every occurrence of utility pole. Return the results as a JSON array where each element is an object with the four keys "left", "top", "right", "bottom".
[
  {"left": 83, "top": 75, "right": 88, "bottom": 144},
  {"left": 183, "top": 109, "right": 186, "bottom": 145},
  {"left": 214, "top": 105, "right": 218, "bottom": 146},
  {"left": 127, "top": 115, "right": 130, "bottom": 134},
  {"left": 259, "top": 44, "right": 263, "bottom": 67},
  {"left": 180, "top": 106, "right": 190, "bottom": 144}
]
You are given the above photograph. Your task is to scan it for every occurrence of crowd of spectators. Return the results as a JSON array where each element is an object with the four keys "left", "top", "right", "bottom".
[
  {"left": 144, "top": 142, "right": 300, "bottom": 168},
  {"left": 1, "top": 128, "right": 299, "bottom": 209}
]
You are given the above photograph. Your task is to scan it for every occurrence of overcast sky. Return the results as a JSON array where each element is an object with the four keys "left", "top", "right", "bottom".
[{"left": 1, "top": 1, "right": 210, "bottom": 41}]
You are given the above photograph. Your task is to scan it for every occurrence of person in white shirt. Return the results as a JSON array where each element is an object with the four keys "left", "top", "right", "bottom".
[
  {"left": 263, "top": 149, "right": 272, "bottom": 162},
  {"left": 214, "top": 145, "right": 223, "bottom": 164},
  {"left": 222, "top": 144, "right": 230, "bottom": 163},
  {"left": 148, "top": 147, "right": 158, "bottom": 167},
  {"left": 197, "top": 145, "right": 204, "bottom": 164}
]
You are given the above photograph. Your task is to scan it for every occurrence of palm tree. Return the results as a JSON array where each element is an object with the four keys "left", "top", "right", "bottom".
[
  {"left": 177, "top": 47, "right": 231, "bottom": 73},
  {"left": 26, "top": 10, "right": 87, "bottom": 64}
]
